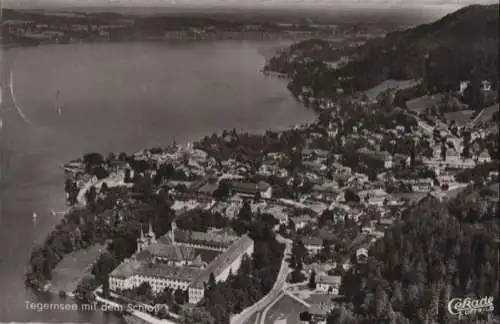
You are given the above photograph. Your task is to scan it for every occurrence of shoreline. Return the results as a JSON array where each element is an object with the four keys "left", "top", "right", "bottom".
[
  {"left": 0, "top": 33, "right": 312, "bottom": 50},
  {"left": 19, "top": 37, "right": 316, "bottom": 323}
]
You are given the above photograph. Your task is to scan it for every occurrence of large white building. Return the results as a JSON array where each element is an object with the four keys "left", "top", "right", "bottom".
[{"left": 108, "top": 222, "right": 254, "bottom": 304}]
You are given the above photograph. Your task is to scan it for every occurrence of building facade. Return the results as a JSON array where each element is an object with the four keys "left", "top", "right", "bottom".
[{"left": 109, "top": 222, "right": 254, "bottom": 305}]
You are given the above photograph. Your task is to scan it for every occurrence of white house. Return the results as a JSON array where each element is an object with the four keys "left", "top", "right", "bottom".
[
  {"left": 316, "top": 275, "right": 341, "bottom": 295},
  {"left": 303, "top": 237, "right": 323, "bottom": 255},
  {"left": 356, "top": 247, "right": 369, "bottom": 261},
  {"left": 291, "top": 214, "right": 315, "bottom": 230},
  {"left": 358, "top": 188, "right": 389, "bottom": 206},
  {"left": 477, "top": 151, "right": 491, "bottom": 164}
]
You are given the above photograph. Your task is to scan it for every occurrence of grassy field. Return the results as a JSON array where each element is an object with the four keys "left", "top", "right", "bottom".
[
  {"left": 264, "top": 294, "right": 308, "bottom": 324},
  {"left": 443, "top": 110, "right": 475, "bottom": 126},
  {"left": 364, "top": 79, "right": 420, "bottom": 101},
  {"left": 473, "top": 103, "right": 499, "bottom": 126},
  {"left": 303, "top": 293, "right": 333, "bottom": 305},
  {"left": 50, "top": 244, "right": 105, "bottom": 294}
]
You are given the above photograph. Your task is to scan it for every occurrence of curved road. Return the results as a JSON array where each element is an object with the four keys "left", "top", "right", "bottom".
[{"left": 230, "top": 235, "right": 292, "bottom": 324}]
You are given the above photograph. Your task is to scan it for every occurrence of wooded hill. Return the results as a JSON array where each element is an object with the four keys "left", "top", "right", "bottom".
[{"left": 338, "top": 4, "right": 499, "bottom": 92}]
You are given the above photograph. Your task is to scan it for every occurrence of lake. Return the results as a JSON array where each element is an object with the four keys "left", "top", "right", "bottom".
[{"left": 0, "top": 40, "right": 315, "bottom": 322}]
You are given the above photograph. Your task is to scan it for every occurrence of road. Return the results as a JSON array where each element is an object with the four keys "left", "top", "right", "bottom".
[{"left": 230, "top": 235, "right": 292, "bottom": 324}]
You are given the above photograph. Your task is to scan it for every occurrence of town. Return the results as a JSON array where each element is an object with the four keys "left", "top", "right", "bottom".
[
  {"left": 1, "top": 9, "right": 389, "bottom": 46},
  {"left": 27, "top": 69, "right": 498, "bottom": 324},
  {"left": 22, "top": 4, "right": 499, "bottom": 324}
]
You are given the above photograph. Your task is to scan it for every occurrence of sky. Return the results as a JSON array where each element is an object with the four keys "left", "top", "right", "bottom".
[{"left": 2, "top": 0, "right": 498, "bottom": 11}]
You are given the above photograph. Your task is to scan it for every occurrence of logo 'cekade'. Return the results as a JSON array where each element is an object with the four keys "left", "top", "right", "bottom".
[{"left": 448, "top": 296, "right": 495, "bottom": 318}]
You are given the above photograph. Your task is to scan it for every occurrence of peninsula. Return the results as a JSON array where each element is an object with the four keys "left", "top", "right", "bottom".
[{"left": 25, "top": 4, "right": 498, "bottom": 324}]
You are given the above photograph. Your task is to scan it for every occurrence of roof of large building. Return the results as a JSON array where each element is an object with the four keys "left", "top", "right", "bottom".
[
  {"left": 174, "top": 229, "right": 238, "bottom": 248},
  {"left": 303, "top": 236, "right": 323, "bottom": 247},
  {"left": 230, "top": 181, "right": 270, "bottom": 195},
  {"left": 356, "top": 148, "right": 391, "bottom": 161},
  {"left": 189, "top": 235, "right": 254, "bottom": 289},
  {"left": 110, "top": 260, "right": 203, "bottom": 282},
  {"left": 146, "top": 243, "right": 198, "bottom": 262},
  {"left": 317, "top": 275, "right": 342, "bottom": 286}
]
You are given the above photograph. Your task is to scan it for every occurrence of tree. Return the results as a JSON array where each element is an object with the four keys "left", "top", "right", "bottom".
[
  {"left": 93, "top": 165, "right": 109, "bottom": 180},
  {"left": 213, "top": 181, "right": 231, "bottom": 200},
  {"left": 180, "top": 307, "right": 216, "bottom": 324},
  {"left": 75, "top": 276, "right": 97, "bottom": 302},
  {"left": 208, "top": 272, "right": 216, "bottom": 291},
  {"left": 308, "top": 269, "right": 317, "bottom": 290},
  {"left": 440, "top": 141, "right": 447, "bottom": 161},
  {"left": 319, "top": 240, "right": 332, "bottom": 262},
  {"left": 83, "top": 153, "right": 104, "bottom": 172},
  {"left": 344, "top": 189, "right": 360, "bottom": 203},
  {"left": 124, "top": 168, "right": 132, "bottom": 183},
  {"left": 299, "top": 311, "right": 312, "bottom": 321},
  {"left": 137, "top": 282, "right": 153, "bottom": 299},
  {"left": 290, "top": 239, "right": 307, "bottom": 269},
  {"left": 236, "top": 200, "right": 252, "bottom": 222},
  {"left": 85, "top": 186, "right": 97, "bottom": 206}
]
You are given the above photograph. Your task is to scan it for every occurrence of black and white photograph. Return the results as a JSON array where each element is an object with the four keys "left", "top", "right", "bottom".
[{"left": 0, "top": 0, "right": 498, "bottom": 323}]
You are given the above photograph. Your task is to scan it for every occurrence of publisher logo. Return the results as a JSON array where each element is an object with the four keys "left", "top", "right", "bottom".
[{"left": 448, "top": 296, "right": 495, "bottom": 319}]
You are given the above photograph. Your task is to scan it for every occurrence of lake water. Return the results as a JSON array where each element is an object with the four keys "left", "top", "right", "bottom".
[{"left": 0, "top": 40, "right": 315, "bottom": 322}]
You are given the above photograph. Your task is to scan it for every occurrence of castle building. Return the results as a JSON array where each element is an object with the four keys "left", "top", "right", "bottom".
[{"left": 109, "top": 221, "right": 254, "bottom": 304}]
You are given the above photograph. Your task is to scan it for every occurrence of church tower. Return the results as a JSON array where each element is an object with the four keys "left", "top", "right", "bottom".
[
  {"left": 137, "top": 225, "right": 146, "bottom": 252},
  {"left": 170, "top": 221, "right": 177, "bottom": 244},
  {"left": 147, "top": 220, "right": 157, "bottom": 245}
]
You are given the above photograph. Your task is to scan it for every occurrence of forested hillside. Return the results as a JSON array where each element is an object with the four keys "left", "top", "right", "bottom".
[
  {"left": 332, "top": 185, "right": 499, "bottom": 324},
  {"left": 337, "top": 4, "right": 499, "bottom": 92}
]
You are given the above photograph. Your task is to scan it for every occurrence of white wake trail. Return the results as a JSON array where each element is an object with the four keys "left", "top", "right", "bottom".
[{"left": 9, "top": 68, "right": 32, "bottom": 125}]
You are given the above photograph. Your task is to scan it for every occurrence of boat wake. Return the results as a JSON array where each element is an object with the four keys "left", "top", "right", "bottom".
[{"left": 9, "top": 69, "right": 32, "bottom": 125}]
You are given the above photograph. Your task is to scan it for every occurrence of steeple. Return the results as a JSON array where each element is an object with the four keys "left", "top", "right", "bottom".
[
  {"left": 147, "top": 219, "right": 156, "bottom": 243},
  {"left": 148, "top": 220, "right": 154, "bottom": 237},
  {"left": 137, "top": 224, "right": 146, "bottom": 253},
  {"left": 170, "top": 220, "right": 177, "bottom": 244}
]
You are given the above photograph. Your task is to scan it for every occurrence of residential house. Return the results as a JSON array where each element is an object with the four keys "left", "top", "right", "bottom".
[
  {"left": 190, "top": 178, "right": 219, "bottom": 199},
  {"left": 400, "top": 178, "right": 434, "bottom": 192},
  {"left": 309, "top": 298, "right": 337, "bottom": 324},
  {"left": 316, "top": 275, "right": 341, "bottom": 295},
  {"left": 303, "top": 236, "right": 323, "bottom": 255},
  {"left": 437, "top": 173, "right": 455, "bottom": 186},
  {"left": 477, "top": 151, "right": 491, "bottom": 164},
  {"left": 301, "top": 149, "right": 316, "bottom": 161},
  {"left": 356, "top": 247, "right": 369, "bottom": 261},
  {"left": 358, "top": 188, "right": 389, "bottom": 206},
  {"left": 230, "top": 180, "right": 272, "bottom": 199},
  {"left": 356, "top": 147, "right": 393, "bottom": 169},
  {"left": 262, "top": 205, "right": 289, "bottom": 227},
  {"left": 302, "top": 149, "right": 330, "bottom": 161},
  {"left": 311, "top": 182, "right": 340, "bottom": 202},
  {"left": 481, "top": 80, "right": 492, "bottom": 92},
  {"left": 303, "top": 161, "right": 328, "bottom": 174},
  {"left": 291, "top": 214, "right": 316, "bottom": 230}
]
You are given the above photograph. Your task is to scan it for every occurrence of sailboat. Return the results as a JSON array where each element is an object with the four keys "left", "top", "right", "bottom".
[
  {"left": 55, "top": 90, "right": 63, "bottom": 115},
  {"left": 32, "top": 212, "right": 38, "bottom": 220}
]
